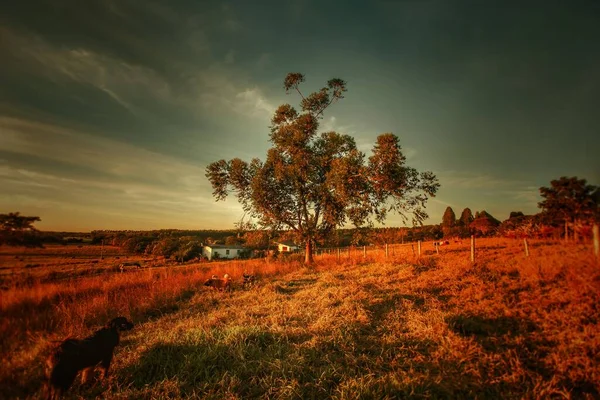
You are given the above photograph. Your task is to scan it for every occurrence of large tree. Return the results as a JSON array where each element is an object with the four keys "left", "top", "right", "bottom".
[
  {"left": 0, "top": 212, "right": 42, "bottom": 247},
  {"left": 538, "top": 176, "right": 598, "bottom": 239},
  {"left": 206, "top": 73, "right": 439, "bottom": 264}
]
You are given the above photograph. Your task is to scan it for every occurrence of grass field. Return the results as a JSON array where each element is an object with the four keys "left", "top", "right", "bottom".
[{"left": 1, "top": 239, "right": 599, "bottom": 399}]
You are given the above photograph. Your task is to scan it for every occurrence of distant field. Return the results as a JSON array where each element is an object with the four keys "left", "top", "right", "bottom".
[
  {"left": 0, "top": 239, "right": 598, "bottom": 399},
  {"left": 0, "top": 244, "right": 130, "bottom": 287}
]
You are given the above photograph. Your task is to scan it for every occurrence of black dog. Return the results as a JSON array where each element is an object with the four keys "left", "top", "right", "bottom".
[{"left": 46, "top": 316, "right": 134, "bottom": 399}]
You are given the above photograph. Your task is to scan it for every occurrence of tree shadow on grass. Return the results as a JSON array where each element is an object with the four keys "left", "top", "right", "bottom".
[
  {"left": 120, "top": 329, "right": 296, "bottom": 398},
  {"left": 273, "top": 278, "right": 317, "bottom": 295},
  {"left": 0, "top": 363, "right": 47, "bottom": 400},
  {"left": 447, "top": 314, "right": 555, "bottom": 379},
  {"left": 413, "top": 257, "right": 437, "bottom": 274},
  {"left": 141, "top": 288, "right": 197, "bottom": 320},
  {"left": 447, "top": 314, "right": 537, "bottom": 340},
  {"left": 421, "top": 286, "right": 452, "bottom": 303}
]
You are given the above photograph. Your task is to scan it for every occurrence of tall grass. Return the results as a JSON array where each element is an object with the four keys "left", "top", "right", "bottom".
[{"left": 0, "top": 257, "right": 300, "bottom": 395}]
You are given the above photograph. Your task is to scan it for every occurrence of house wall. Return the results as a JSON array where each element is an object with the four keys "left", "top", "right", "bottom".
[
  {"left": 202, "top": 246, "right": 244, "bottom": 260},
  {"left": 278, "top": 244, "right": 298, "bottom": 252}
]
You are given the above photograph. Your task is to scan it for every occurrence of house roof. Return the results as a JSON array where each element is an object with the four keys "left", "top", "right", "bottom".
[
  {"left": 205, "top": 244, "right": 246, "bottom": 249},
  {"left": 276, "top": 241, "right": 299, "bottom": 247}
]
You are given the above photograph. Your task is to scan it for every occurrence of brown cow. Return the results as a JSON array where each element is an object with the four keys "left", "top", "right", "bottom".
[{"left": 204, "top": 274, "right": 232, "bottom": 291}]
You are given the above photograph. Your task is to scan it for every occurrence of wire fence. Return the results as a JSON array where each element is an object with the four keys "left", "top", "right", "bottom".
[{"left": 307, "top": 227, "right": 600, "bottom": 265}]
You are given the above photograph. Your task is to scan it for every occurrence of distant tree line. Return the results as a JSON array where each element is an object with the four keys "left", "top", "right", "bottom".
[
  {"left": 2, "top": 177, "right": 597, "bottom": 257},
  {"left": 0, "top": 212, "right": 43, "bottom": 247},
  {"left": 439, "top": 176, "right": 599, "bottom": 239}
]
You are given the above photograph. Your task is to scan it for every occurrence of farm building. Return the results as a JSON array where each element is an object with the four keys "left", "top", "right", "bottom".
[
  {"left": 275, "top": 241, "right": 300, "bottom": 253},
  {"left": 202, "top": 244, "right": 246, "bottom": 260}
]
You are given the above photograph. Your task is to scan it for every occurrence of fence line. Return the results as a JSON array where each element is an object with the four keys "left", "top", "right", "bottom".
[{"left": 302, "top": 236, "right": 599, "bottom": 265}]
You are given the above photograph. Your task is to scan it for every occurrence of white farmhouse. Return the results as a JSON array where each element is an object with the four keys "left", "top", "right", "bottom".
[
  {"left": 275, "top": 241, "right": 300, "bottom": 253},
  {"left": 203, "top": 244, "right": 246, "bottom": 260}
]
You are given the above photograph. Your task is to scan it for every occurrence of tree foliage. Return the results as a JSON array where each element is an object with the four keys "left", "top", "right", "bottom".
[
  {"left": 243, "top": 230, "right": 271, "bottom": 249},
  {"left": 458, "top": 208, "right": 474, "bottom": 226},
  {"left": 498, "top": 213, "right": 539, "bottom": 238},
  {"left": 470, "top": 210, "right": 501, "bottom": 237},
  {"left": 538, "top": 177, "right": 598, "bottom": 225},
  {"left": 0, "top": 212, "right": 42, "bottom": 247},
  {"left": 206, "top": 73, "right": 439, "bottom": 263},
  {"left": 441, "top": 206, "right": 457, "bottom": 237},
  {"left": 442, "top": 207, "right": 456, "bottom": 228}
]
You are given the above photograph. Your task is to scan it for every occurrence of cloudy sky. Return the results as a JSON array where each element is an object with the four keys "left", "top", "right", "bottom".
[{"left": 0, "top": 0, "right": 598, "bottom": 231}]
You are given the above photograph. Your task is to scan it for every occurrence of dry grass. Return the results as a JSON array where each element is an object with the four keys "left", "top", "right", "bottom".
[{"left": 1, "top": 239, "right": 599, "bottom": 399}]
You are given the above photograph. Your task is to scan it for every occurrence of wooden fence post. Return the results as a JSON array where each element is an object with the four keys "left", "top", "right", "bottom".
[
  {"left": 523, "top": 238, "right": 529, "bottom": 257},
  {"left": 435, "top": 242, "right": 439, "bottom": 255},
  {"left": 470, "top": 235, "right": 475, "bottom": 263},
  {"left": 418, "top": 241, "right": 421, "bottom": 257},
  {"left": 363, "top": 245, "right": 366, "bottom": 258},
  {"left": 337, "top": 248, "right": 341, "bottom": 262},
  {"left": 385, "top": 244, "right": 389, "bottom": 259},
  {"left": 593, "top": 224, "right": 599, "bottom": 261}
]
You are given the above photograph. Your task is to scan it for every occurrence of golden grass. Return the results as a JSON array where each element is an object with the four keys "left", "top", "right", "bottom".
[{"left": 1, "top": 239, "right": 599, "bottom": 399}]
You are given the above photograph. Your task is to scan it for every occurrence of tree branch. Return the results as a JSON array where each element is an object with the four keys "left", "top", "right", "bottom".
[
  {"left": 295, "top": 87, "right": 306, "bottom": 102},
  {"left": 313, "top": 96, "right": 336, "bottom": 118}
]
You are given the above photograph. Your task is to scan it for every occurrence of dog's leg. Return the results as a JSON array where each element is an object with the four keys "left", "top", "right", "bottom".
[
  {"left": 100, "top": 354, "right": 113, "bottom": 379},
  {"left": 47, "top": 385, "right": 61, "bottom": 400},
  {"left": 81, "top": 367, "right": 93, "bottom": 385}
]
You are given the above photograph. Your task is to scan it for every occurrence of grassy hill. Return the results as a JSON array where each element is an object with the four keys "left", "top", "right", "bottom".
[{"left": 1, "top": 239, "right": 599, "bottom": 398}]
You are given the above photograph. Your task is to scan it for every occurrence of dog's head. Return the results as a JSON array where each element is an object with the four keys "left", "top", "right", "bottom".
[
  {"left": 108, "top": 317, "right": 134, "bottom": 332},
  {"left": 204, "top": 279, "right": 214, "bottom": 287}
]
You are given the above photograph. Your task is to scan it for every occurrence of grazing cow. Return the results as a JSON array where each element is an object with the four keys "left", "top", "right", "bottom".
[
  {"left": 118, "top": 262, "right": 141, "bottom": 272},
  {"left": 204, "top": 274, "right": 232, "bottom": 291},
  {"left": 46, "top": 317, "right": 134, "bottom": 399}
]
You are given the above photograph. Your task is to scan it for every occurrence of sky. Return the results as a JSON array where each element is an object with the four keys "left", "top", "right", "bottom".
[{"left": 0, "top": 0, "right": 598, "bottom": 231}]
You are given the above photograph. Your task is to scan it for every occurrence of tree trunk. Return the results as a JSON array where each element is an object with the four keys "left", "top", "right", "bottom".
[{"left": 304, "top": 240, "right": 314, "bottom": 264}]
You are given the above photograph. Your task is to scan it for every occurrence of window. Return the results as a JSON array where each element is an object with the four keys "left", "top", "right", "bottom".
[
  {"left": 226, "top": 249, "right": 230, "bottom": 255},
  {"left": 237, "top": 249, "right": 241, "bottom": 254}
]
